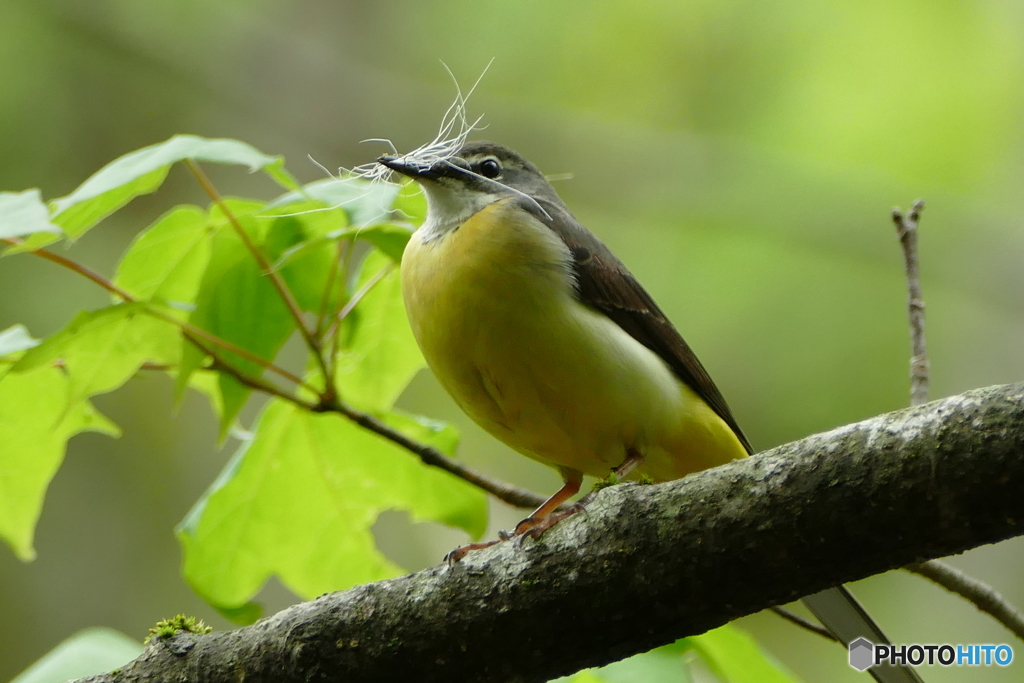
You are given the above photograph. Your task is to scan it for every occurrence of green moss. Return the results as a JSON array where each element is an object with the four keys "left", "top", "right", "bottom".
[
  {"left": 144, "top": 614, "right": 213, "bottom": 644},
  {"left": 592, "top": 474, "right": 620, "bottom": 491}
]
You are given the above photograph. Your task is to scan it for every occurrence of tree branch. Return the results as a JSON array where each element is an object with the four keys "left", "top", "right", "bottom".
[
  {"left": 79, "top": 382, "right": 1024, "bottom": 683},
  {"left": 907, "top": 560, "right": 1024, "bottom": 641},
  {"left": 892, "top": 199, "right": 928, "bottom": 406}
]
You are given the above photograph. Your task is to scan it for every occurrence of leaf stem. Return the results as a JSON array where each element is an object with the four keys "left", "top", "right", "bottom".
[
  {"left": 184, "top": 159, "right": 334, "bottom": 391},
  {"left": 3, "top": 236, "right": 134, "bottom": 300},
  {"left": 325, "top": 261, "right": 394, "bottom": 344},
  {"left": 315, "top": 239, "right": 347, "bottom": 340},
  {"left": 2, "top": 236, "right": 315, "bottom": 391}
]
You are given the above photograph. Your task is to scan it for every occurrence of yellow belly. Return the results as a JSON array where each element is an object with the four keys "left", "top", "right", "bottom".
[{"left": 401, "top": 198, "right": 746, "bottom": 481}]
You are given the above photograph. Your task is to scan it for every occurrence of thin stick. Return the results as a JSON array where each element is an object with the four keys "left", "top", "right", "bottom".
[
  {"left": 907, "top": 560, "right": 1024, "bottom": 641},
  {"left": 770, "top": 607, "right": 839, "bottom": 643},
  {"left": 320, "top": 397, "right": 547, "bottom": 509},
  {"left": 892, "top": 200, "right": 928, "bottom": 406},
  {"left": 3, "top": 237, "right": 136, "bottom": 300},
  {"left": 184, "top": 160, "right": 333, "bottom": 386},
  {"left": 168, "top": 313, "right": 313, "bottom": 390}
]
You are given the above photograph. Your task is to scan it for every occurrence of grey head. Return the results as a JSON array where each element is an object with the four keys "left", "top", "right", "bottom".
[{"left": 378, "top": 141, "right": 566, "bottom": 233}]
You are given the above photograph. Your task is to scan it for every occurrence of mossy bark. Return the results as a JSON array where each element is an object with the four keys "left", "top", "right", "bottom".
[{"left": 82, "top": 383, "right": 1024, "bottom": 683}]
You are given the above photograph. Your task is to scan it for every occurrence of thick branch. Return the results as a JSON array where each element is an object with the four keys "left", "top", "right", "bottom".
[{"left": 80, "top": 383, "right": 1024, "bottom": 683}]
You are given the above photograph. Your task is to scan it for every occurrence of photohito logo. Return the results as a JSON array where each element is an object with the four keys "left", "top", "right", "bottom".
[{"left": 849, "top": 638, "right": 1014, "bottom": 671}]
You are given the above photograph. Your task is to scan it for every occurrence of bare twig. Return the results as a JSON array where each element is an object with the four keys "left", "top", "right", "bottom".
[
  {"left": 907, "top": 560, "right": 1024, "bottom": 641},
  {"left": 892, "top": 199, "right": 928, "bottom": 406},
  {"left": 770, "top": 606, "right": 839, "bottom": 642}
]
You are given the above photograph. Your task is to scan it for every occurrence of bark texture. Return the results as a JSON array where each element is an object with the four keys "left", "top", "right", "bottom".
[{"left": 83, "top": 383, "right": 1024, "bottom": 683}]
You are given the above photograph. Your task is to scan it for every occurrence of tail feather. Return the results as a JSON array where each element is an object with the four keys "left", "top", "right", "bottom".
[{"left": 802, "top": 586, "right": 925, "bottom": 683}]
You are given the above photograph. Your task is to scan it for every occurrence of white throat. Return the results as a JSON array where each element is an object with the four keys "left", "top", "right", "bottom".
[{"left": 418, "top": 181, "right": 502, "bottom": 241}]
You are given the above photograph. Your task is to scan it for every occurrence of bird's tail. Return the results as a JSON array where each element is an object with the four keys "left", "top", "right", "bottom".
[{"left": 802, "top": 585, "right": 925, "bottom": 683}]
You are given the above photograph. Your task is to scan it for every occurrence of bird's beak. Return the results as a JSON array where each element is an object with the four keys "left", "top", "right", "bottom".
[{"left": 377, "top": 156, "right": 443, "bottom": 181}]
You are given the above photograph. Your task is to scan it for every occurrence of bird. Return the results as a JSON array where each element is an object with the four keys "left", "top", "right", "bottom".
[{"left": 378, "top": 141, "right": 923, "bottom": 683}]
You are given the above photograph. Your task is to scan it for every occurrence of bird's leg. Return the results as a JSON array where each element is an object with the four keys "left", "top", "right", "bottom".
[
  {"left": 445, "top": 450, "right": 647, "bottom": 561},
  {"left": 444, "top": 469, "right": 584, "bottom": 564},
  {"left": 511, "top": 470, "right": 584, "bottom": 536},
  {"left": 611, "top": 447, "right": 644, "bottom": 479},
  {"left": 518, "top": 449, "right": 645, "bottom": 540}
]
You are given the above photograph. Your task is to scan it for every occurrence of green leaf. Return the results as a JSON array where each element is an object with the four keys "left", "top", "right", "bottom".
[
  {"left": 265, "top": 214, "right": 339, "bottom": 312},
  {"left": 0, "top": 324, "right": 40, "bottom": 358},
  {"left": 0, "top": 367, "right": 119, "bottom": 560},
  {"left": 11, "top": 135, "right": 291, "bottom": 253},
  {"left": 555, "top": 624, "right": 798, "bottom": 683},
  {"left": 553, "top": 640, "right": 690, "bottom": 683},
  {"left": 334, "top": 250, "right": 424, "bottom": 412},
  {"left": 0, "top": 189, "right": 61, "bottom": 239},
  {"left": 559, "top": 673, "right": 613, "bottom": 683},
  {"left": 113, "top": 205, "right": 211, "bottom": 304},
  {"left": 182, "top": 369, "right": 226, "bottom": 422},
  {"left": 685, "top": 625, "right": 800, "bottom": 683},
  {"left": 214, "top": 601, "right": 263, "bottom": 625},
  {"left": 13, "top": 304, "right": 181, "bottom": 410},
  {"left": 178, "top": 399, "right": 486, "bottom": 615},
  {"left": 11, "top": 627, "right": 143, "bottom": 683},
  {"left": 174, "top": 207, "right": 304, "bottom": 436},
  {"left": 351, "top": 223, "right": 414, "bottom": 262}
]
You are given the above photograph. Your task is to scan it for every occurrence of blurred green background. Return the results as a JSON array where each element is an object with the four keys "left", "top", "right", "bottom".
[{"left": 2, "top": 0, "right": 1023, "bottom": 680}]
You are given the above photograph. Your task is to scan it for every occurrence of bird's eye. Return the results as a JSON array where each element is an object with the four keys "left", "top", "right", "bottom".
[{"left": 477, "top": 158, "right": 502, "bottom": 179}]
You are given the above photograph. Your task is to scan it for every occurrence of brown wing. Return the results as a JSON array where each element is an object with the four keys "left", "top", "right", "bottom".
[{"left": 526, "top": 197, "right": 754, "bottom": 455}]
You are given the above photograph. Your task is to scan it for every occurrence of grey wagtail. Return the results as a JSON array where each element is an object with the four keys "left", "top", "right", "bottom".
[{"left": 378, "top": 141, "right": 923, "bottom": 683}]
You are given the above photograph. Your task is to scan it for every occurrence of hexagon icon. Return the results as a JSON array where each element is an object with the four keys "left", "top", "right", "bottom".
[{"left": 849, "top": 637, "right": 875, "bottom": 671}]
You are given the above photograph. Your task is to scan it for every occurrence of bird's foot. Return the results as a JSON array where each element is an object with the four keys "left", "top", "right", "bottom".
[
  {"left": 444, "top": 538, "right": 503, "bottom": 564},
  {"left": 444, "top": 503, "right": 587, "bottom": 563},
  {"left": 514, "top": 503, "right": 585, "bottom": 542}
]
